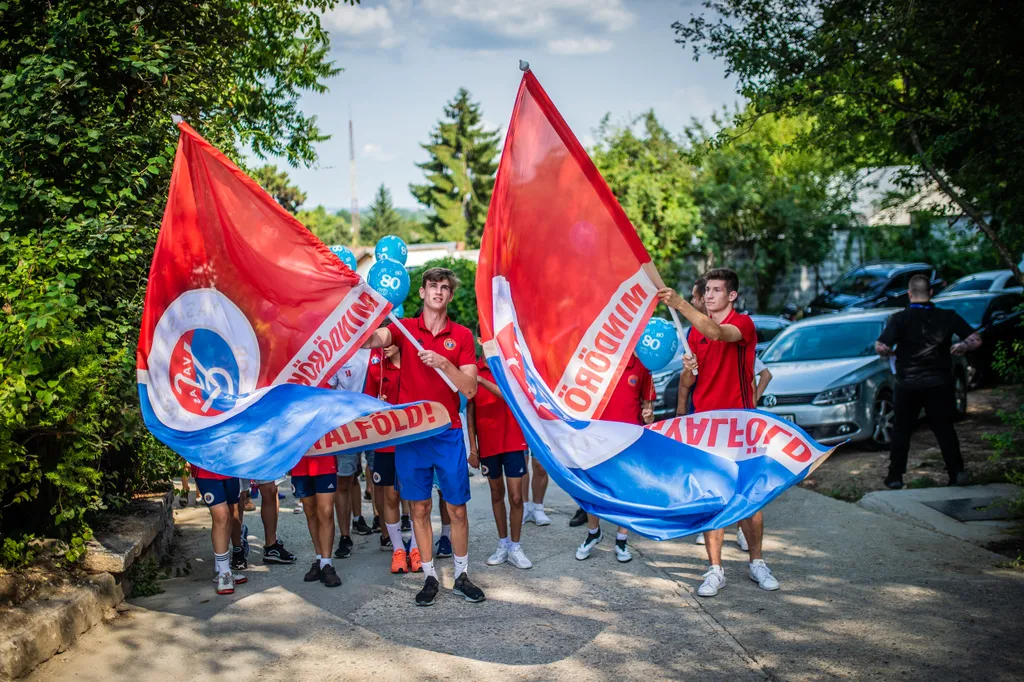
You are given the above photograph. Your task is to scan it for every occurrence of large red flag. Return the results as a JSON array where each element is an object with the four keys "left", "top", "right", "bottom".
[{"left": 477, "top": 70, "right": 663, "bottom": 421}]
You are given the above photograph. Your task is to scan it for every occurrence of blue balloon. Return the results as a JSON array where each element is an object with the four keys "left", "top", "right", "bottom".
[
  {"left": 392, "top": 304, "right": 405, "bottom": 319},
  {"left": 367, "top": 257, "right": 410, "bottom": 307},
  {"left": 375, "top": 235, "right": 409, "bottom": 265},
  {"left": 636, "top": 317, "right": 679, "bottom": 371},
  {"left": 330, "top": 245, "right": 358, "bottom": 272}
]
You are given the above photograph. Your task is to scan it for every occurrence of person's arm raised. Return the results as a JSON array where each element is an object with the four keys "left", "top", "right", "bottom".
[
  {"left": 362, "top": 327, "right": 393, "bottom": 349},
  {"left": 657, "top": 288, "right": 744, "bottom": 342}
]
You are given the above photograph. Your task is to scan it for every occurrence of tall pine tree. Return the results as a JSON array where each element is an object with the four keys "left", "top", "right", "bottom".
[
  {"left": 363, "top": 184, "right": 405, "bottom": 245},
  {"left": 410, "top": 89, "right": 500, "bottom": 246}
]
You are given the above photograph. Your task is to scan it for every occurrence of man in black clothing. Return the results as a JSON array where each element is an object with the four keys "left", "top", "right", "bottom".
[{"left": 875, "top": 274, "right": 982, "bottom": 489}]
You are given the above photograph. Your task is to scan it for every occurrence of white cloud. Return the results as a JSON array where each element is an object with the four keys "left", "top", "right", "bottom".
[
  {"left": 548, "top": 37, "right": 614, "bottom": 55},
  {"left": 421, "top": 0, "right": 634, "bottom": 40},
  {"left": 362, "top": 143, "right": 398, "bottom": 162},
  {"left": 321, "top": 4, "right": 402, "bottom": 50}
]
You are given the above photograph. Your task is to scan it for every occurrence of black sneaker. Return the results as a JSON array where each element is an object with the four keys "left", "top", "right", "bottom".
[
  {"left": 231, "top": 547, "right": 247, "bottom": 570},
  {"left": 883, "top": 477, "right": 904, "bottom": 490},
  {"left": 352, "top": 516, "right": 373, "bottom": 536},
  {"left": 371, "top": 515, "right": 381, "bottom": 533},
  {"left": 303, "top": 560, "right": 321, "bottom": 582},
  {"left": 416, "top": 576, "right": 440, "bottom": 606},
  {"left": 453, "top": 573, "right": 486, "bottom": 603},
  {"left": 569, "top": 508, "right": 589, "bottom": 527},
  {"left": 320, "top": 564, "right": 342, "bottom": 588},
  {"left": 334, "top": 535, "right": 353, "bottom": 559},
  {"left": 401, "top": 514, "right": 411, "bottom": 533},
  {"left": 950, "top": 470, "right": 970, "bottom": 486},
  {"left": 262, "top": 541, "right": 297, "bottom": 564},
  {"left": 380, "top": 534, "right": 393, "bottom": 551}
]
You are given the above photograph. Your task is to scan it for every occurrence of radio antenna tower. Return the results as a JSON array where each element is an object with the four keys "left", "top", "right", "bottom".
[{"left": 349, "top": 108, "right": 360, "bottom": 245}]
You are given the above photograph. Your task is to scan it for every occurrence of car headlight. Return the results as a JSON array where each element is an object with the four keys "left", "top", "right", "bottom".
[{"left": 812, "top": 384, "right": 860, "bottom": 406}]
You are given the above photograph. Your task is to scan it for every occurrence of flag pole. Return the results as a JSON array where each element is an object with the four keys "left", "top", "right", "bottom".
[
  {"left": 643, "top": 263, "right": 697, "bottom": 375},
  {"left": 387, "top": 312, "right": 459, "bottom": 392}
]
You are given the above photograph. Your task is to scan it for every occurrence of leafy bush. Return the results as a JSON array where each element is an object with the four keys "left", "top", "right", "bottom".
[
  {"left": 0, "top": 0, "right": 344, "bottom": 567},
  {"left": 986, "top": 304, "right": 1024, "bottom": 516}
]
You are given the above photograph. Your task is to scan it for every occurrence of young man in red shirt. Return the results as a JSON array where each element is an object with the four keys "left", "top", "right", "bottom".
[
  {"left": 659, "top": 268, "right": 780, "bottom": 597},
  {"left": 363, "top": 267, "right": 484, "bottom": 606},
  {"left": 291, "top": 454, "right": 342, "bottom": 588},
  {"left": 192, "top": 466, "right": 248, "bottom": 595},
  {"left": 467, "top": 352, "right": 533, "bottom": 570},
  {"left": 574, "top": 352, "right": 655, "bottom": 563}
]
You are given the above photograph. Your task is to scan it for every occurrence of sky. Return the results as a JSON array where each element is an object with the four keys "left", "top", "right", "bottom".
[{"left": 269, "top": 0, "right": 739, "bottom": 210}]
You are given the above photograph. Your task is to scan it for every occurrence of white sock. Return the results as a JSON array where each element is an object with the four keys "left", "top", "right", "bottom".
[
  {"left": 441, "top": 524, "right": 451, "bottom": 539},
  {"left": 499, "top": 536, "right": 511, "bottom": 549},
  {"left": 510, "top": 541, "right": 521, "bottom": 552},
  {"left": 314, "top": 554, "right": 322, "bottom": 561},
  {"left": 319, "top": 557, "right": 332, "bottom": 568},
  {"left": 386, "top": 522, "right": 403, "bottom": 551},
  {"left": 421, "top": 559, "right": 437, "bottom": 579},
  {"left": 453, "top": 554, "right": 468, "bottom": 578},
  {"left": 215, "top": 552, "right": 230, "bottom": 575},
  {"left": 409, "top": 528, "right": 419, "bottom": 551},
  {"left": 535, "top": 503, "right": 544, "bottom": 511},
  {"left": 524, "top": 501, "right": 534, "bottom": 514},
  {"left": 589, "top": 527, "right": 600, "bottom": 536},
  {"left": 616, "top": 532, "right": 628, "bottom": 542}
]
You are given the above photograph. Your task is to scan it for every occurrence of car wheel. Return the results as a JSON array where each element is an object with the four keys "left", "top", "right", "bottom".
[
  {"left": 953, "top": 372, "right": 968, "bottom": 421},
  {"left": 870, "top": 389, "right": 894, "bottom": 450}
]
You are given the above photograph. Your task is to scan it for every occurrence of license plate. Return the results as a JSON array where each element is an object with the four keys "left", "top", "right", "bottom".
[{"left": 779, "top": 414, "right": 795, "bottom": 423}]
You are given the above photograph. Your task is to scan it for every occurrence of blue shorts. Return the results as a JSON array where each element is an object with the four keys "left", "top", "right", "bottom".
[
  {"left": 335, "top": 452, "right": 361, "bottom": 477},
  {"left": 370, "top": 450, "right": 396, "bottom": 487},
  {"left": 395, "top": 429, "right": 470, "bottom": 505},
  {"left": 480, "top": 450, "right": 527, "bottom": 480},
  {"left": 291, "top": 473, "right": 338, "bottom": 499},
  {"left": 197, "top": 477, "right": 241, "bottom": 507}
]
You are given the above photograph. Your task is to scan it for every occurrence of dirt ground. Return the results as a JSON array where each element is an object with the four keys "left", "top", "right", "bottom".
[{"left": 800, "top": 385, "right": 1023, "bottom": 501}]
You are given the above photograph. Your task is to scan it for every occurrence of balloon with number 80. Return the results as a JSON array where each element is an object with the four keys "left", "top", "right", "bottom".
[
  {"left": 367, "top": 257, "right": 410, "bottom": 306},
  {"left": 636, "top": 317, "right": 678, "bottom": 371}
]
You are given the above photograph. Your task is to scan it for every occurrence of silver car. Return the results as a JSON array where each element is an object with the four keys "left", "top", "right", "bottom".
[{"left": 757, "top": 309, "right": 969, "bottom": 448}]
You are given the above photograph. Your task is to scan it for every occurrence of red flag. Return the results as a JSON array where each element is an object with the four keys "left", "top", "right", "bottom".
[{"left": 477, "top": 71, "right": 662, "bottom": 420}]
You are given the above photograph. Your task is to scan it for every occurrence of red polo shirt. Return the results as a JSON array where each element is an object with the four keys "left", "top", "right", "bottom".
[
  {"left": 690, "top": 309, "right": 757, "bottom": 411},
  {"left": 364, "top": 347, "right": 401, "bottom": 453},
  {"left": 473, "top": 360, "right": 527, "bottom": 458},
  {"left": 392, "top": 314, "right": 475, "bottom": 429},
  {"left": 191, "top": 465, "right": 231, "bottom": 481},
  {"left": 600, "top": 355, "right": 655, "bottom": 425},
  {"left": 290, "top": 454, "right": 337, "bottom": 477}
]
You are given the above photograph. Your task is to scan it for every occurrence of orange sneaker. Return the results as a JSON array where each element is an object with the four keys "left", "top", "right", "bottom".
[
  {"left": 409, "top": 547, "right": 423, "bottom": 573},
  {"left": 391, "top": 549, "right": 409, "bottom": 574}
]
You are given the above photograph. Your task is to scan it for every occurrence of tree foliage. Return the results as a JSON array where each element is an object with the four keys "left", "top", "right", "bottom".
[
  {"left": 252, "top": 165, "right": 307, "bottom": 214},
  {"left": 298, "top": 206, "right": 352, "bottom": 246},
  {"left": 410, "top": 89, "right": 500, "bottom": 247},
  {"left": 0, "top": 0, "right": 346, "bottom": 565},
  {"left": 363, "top": 184, "right": 411, "bottom": 246},
  {"left": 674, "top": 0, "right": 1024, "bottom": 284}
]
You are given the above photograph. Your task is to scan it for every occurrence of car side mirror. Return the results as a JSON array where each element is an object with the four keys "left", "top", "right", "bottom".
[{"left": 990, "top": 311, "right": 1007, "bottom": 324}]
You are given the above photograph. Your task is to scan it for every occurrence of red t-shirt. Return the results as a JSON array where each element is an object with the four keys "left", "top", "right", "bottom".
[
  {"left": 473, "top": 360, "right": 527, "bottom": 458},
  {"left": 392, "top": 314, "right": 475, "bottom": 430},
  {"left": 600, "top": 354, "right": 655, "bottom": 425},
  {"left": 690, "top": 309, "right": 757, "bottom": 411},
  {"left": 290, "top": 454, "right": 337, "bottom": 477},
  {"left": 191, "top": 465, "right": 231, "bottom": 481},
  {"left": 364, "top": 347, "right": 401, "bottom": 453}
]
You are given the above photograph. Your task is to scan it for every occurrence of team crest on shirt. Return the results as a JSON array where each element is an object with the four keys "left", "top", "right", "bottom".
[
  {"left": 628, "top": 374, "right": 639, "bottom": 387},
  {"left": 444, "top": 338, "right": 457, "bottom": 351},
  {"left": 203, "top": 492, "right": 214, "bottom": 504},
  {"left": 371, "top": 356, "right": 381, "bottom": 365},
  {"left": 480, "top": 464, "right": 489, "bottom": 475}
]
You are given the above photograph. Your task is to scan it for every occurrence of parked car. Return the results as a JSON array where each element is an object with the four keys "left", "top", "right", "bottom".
[
  {"left": 757, "top": 309, "right": 969, "bottom": 448},
  {"left": 804, "top": 262, "right": 944, "bottom": 317},
  {"left": 933, "top": 290, "right": 1024, "bottom": 386},
  {"left": 650, "top": 316, "right": 792, "bottom": 420},
  {"left": 942, "top": 269, "right": 1022, "bottom": 295}
]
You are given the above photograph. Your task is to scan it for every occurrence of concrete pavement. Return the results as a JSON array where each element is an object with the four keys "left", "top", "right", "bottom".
[{"left": 27, "top": 474, "right": 1024, "bottom": 681}]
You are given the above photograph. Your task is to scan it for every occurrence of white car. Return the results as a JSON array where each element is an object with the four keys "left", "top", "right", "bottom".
[{"left": 943, "top": 269, "right": 1022, "bottom": 294}]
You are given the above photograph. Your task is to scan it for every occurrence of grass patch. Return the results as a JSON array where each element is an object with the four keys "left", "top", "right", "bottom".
[
  {"left": 823, "top": 483, "right": 865, "bottom": 503},
  {"left": 127, "top": 557, "right": 167, "bottom": 598},
  {"left": 996, "top": 553, "right": 1024, "bottom": 570},
  {"left": 906, "top": 477, "right": 939, "bottom": 489}
]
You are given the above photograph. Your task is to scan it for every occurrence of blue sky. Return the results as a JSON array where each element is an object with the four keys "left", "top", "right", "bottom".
[{"left": 271, "top": 0, "right": 738, "bottom": 210}]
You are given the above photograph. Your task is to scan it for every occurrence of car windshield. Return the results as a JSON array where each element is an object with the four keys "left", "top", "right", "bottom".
[
  {"left": 830, "top": 269, "right": 889, "bottom": 295},
  {"left": 946, "top": 278, "right": 993, "bottom": 293},
  {"left": 935, "top": 298, "right": 987, "bottom": 328},
  {"left": 762, "top": 321, "right": 884, "bottom": 362}
]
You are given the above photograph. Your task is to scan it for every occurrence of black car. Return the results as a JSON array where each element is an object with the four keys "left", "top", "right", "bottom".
[
  {"left": 651, "top": 315, "right": 791, "bottom": 419},
  {"left": 933, "top": 290, "right": 1024, "bottom": 386},
  {"left": 805, "top": 262, "right": 945, "bottom": 316}
]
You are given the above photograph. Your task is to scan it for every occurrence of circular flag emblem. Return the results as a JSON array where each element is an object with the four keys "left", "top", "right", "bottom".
[
  {"left": 628, "top": 374, "right": 639, "bottom": 387},
  {"left": 444, "top": 338, "right": 457, "bottom": 351},
  {"left": 169, "top": 329, "right": 241, "bottom": 416}
]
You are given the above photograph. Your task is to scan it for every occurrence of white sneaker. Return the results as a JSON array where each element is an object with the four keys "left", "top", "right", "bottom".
[
  {"left": 575, "top": 529, "right": 602, "bottom": 560},
  {"left": 736, "top": 527, "right": 749, "bottom": 551},
  {"left": 293, "top": 500, "right": 303, "bottom": 514},
  {"left": 506, "top": 545, "right": 533, "bottom": 569},
  {"left": 216, "top": 571, "right": 234, "bottom": 595},
  {"left": 697, "top": 566, "right": 726, "bottom": 597},
  {"left": 614, "top": 540, "right": 633, "bottom": 563},
  {"left": 748, "top": 559, "right": 779, "bottom": 591},
  {"left": 487, "top": 543, "right": 509, "bottom": 566},
  {"left": 531, "top": 507, "right": 552, "bottom": 526},
  {"left": 522, "top": 502, "right": 535, "bottom": 524},
  {"left": 695, "top": 532, "right": 706, "bottom": 545}
]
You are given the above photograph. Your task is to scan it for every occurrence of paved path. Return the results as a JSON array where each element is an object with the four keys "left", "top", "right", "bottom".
[{"left": 28, "top": 475, "right": 1024, "bottom": 681}]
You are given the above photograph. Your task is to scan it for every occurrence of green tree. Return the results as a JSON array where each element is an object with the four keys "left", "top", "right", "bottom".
[
  {"left": 0, "top": 0, "right": 347, "bottom": 564},
  {"left": 407, "top": 257, "right": 478, "bottom": 332},
  {"left": 686, "top": 111, "right": 857, "bottom": 311},
  {"left": 252, "top": 165, "right": 307, "bottom": 214},
  {"left": 674, "top": 0, "right": 1024, "bottom": 285},
  {"left": 590, "top": 111, "right": 702, "bottom": 283},
  {"left": 363, "top": 184, "right": 407, "bottom": 245},
  {"left": 298, "top": 205, "right": 351, "bottom": 246},
  {"left": 410, "top": 89, "right": 500, "bottom": 247}
]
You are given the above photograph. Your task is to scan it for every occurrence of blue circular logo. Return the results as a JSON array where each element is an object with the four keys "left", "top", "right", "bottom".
[{"left": 169, "top": 329, "right": 242, "bottom": 416}]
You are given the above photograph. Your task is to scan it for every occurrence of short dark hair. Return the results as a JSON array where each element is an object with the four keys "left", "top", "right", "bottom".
[
  {"left": 693, "top": 276, "right": 707, "bottom": 295},
  {"left": 703, "top": 268, "right": 739, "bottom": 294},
  {"left": 909, "top": 274, "right": 931, "bottom": 298},
  {"left": 421, "top": 266, "right": 460, "bottom": 293}
]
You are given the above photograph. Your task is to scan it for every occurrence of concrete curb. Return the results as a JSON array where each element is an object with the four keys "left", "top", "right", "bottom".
[{"left": 82, "top": 489, "right": 175, "bottom": 575}]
